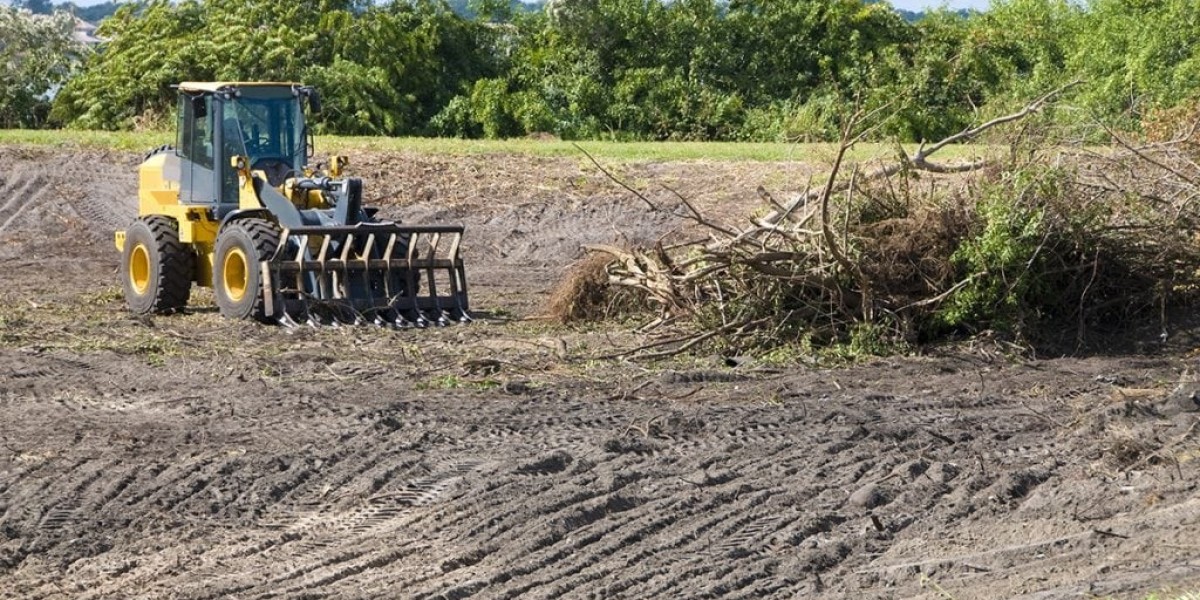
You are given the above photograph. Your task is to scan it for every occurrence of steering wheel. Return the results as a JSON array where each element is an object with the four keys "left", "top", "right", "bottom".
[{"left": 251, "top": 157, "right": 295, "bottom": 186}]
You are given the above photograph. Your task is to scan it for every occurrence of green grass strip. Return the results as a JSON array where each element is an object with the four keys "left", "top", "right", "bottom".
[{"left": 0, "top": 129, "right": 993, "bottom": 163}]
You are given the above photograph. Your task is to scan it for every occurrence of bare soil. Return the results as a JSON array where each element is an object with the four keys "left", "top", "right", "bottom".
[{"left": 0, "top": 144, "right": 1198, "bottom": 599}]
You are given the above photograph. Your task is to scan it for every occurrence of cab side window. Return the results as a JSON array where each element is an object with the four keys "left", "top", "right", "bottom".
[{"left": 177, "top": 94, "right": 213, "bottom": 170}]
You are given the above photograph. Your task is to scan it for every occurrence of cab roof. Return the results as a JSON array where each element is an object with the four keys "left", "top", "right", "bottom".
[{"left": 178, "top": 81, "right": 303, "bottom": 93}]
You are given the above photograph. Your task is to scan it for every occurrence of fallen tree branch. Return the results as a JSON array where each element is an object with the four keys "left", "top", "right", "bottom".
[
  {"left": 758, "top": 80, "right": 1083, "bottom": 228},
  {"left": 909, "top": 80, "right": 1083, "bottom": 167}
]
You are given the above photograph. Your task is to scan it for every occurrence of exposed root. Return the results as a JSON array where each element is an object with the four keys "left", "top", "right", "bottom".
[{"left": 543, "top": 252, "right": 642, "bottom": 324}]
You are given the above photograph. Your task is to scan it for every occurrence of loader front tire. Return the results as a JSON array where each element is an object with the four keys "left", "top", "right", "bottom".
[
  {"left": 214, "top": 218, "right": 279, "bottom": 322},
  {"left": 122, "top": 216, "right": 193, "bottom": 314}
]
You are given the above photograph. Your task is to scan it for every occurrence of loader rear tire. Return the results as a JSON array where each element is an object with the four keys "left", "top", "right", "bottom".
[
  {"left": 122, "top": 216, "right": 193, "bottom": 314},
  {"left": 214, "top": 218, "right": 280, "bottom": 322}
]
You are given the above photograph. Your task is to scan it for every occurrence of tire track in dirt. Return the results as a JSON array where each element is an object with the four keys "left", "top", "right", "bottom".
[
  {"left": 35, "top": 465, "right": 104, "bottom": 535},
  {"left": 1, "top": 456, "right": 126, "bottom": 590},
  {"left": 594, "top": 462, "right": 818, "bottom": 597},
  {"left": 66, "top": 419, "right": 415, "bottom": 597},
  {"left": 506, "top": 496, "right": 745, "bottom": 598},
  {"left": 3, "top": 347, "right": 1192, "bottom": 599},
  {"left": 419, "top": 195, "right": 680, "bottom": 269},
  {"left": 0, "top": 173, "right": 48, "bottom": 236},
  {"left": 1, "top": 383, "right": 1068, "bottom": 599},
  {"left": 57, "top": 162, "right": 138, "bottom": 239},
  {"left": 404, "top": 396, "right": 987, "bottom": 597},
  {"left": 404, "top": 433, "right": 801, "bottom": 598},
  {"left": 119, "top": 443, "right": 489, "bottom": 600}
]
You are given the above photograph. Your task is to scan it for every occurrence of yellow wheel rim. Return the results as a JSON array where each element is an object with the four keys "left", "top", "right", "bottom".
[
  {"left": 129, "top": 243, "right": 150, "bottom": 295},
  {"left": 223, "top": 247, "right": 249, "bottom": 302}
]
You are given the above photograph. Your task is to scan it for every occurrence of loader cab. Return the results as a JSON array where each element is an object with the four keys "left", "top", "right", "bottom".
[{"left": 176, "top": 82, "right": 316, "bottom": 209}]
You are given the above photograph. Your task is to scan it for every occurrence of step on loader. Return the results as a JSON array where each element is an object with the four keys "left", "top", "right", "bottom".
[{"left": 116, "top": 82, "right": 469, "bottom": 327}]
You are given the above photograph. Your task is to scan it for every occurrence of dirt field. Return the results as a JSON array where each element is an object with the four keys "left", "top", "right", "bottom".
[{"left": 1, "top": 144, "right": 1198, "bottom": 599}]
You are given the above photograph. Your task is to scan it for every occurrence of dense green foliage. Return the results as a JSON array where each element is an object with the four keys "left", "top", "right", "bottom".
[
  {"left": 5, "top": 0, "right": 1200, "bottom": 140},
  {"left": 49, "top": 0, "right": 498, "bottom": 133},
  {"left": 0, "top": 7, "right": 82, "bottom": 127}
]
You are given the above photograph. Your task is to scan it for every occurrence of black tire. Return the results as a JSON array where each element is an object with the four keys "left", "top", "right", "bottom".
[
  {"left": 121, "top": 215, "right": 193, "bottom": 314},
  {"left": 213, "top": 218, "right": 280, "bottom": 322}
]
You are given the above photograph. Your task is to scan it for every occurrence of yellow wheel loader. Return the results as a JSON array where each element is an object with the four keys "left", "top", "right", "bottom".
[{"left": 116, "top": 82, "right": 469, "bottom": 327}]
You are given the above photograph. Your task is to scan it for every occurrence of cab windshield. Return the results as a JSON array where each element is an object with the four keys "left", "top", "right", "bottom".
[{"left": 221, "top": 88, "right": 306, "bottom": 178}]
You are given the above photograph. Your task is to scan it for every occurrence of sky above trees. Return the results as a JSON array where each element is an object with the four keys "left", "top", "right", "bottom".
[
  {"left": 15, "top": 0, "right": 993, "bottom": 11},
  {"left": 891, "top": 0, "right": 988, "bottom": 9}
]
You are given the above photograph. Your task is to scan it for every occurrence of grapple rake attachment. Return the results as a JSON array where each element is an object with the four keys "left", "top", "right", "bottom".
[{"left": 261, "top": 224, "right": 470, "bottom": 328}]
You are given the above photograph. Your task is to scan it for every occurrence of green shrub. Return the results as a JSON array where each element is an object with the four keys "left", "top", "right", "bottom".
[{"left": 937, "top": 168, "right": 1058, "bottom": 332}]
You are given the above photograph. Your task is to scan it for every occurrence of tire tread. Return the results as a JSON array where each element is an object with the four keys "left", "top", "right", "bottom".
[
  {"left": 123, "top": 215, "right": 193, "bottom": 314},
  {"left": 214, "top": 218, "right": 280, "bottom": 322}
]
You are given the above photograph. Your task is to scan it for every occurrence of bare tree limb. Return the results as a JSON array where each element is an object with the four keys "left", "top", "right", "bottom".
[
  {"left": 909, "top": 80, "right": 1083, "bottom": 165},
  {"left": 574, "top": 143, "right": 661, "bottom": 212},
  {"left": 758, "top": 80, "right": 1082, "bottom": 228}
]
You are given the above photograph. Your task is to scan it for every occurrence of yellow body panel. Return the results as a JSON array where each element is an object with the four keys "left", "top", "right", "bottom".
[
  {"left": 114, "top": 152, "right": 224, "bottom": 287},
  {"left": 240, "top": 169, "right": 266, "bottom": 211},
  {"left": 135, "top": 153, "right": 177, "bottom": 216}
]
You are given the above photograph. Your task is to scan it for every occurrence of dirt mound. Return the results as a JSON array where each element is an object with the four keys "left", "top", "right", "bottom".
[{"left": 0, "top": 144, "right": 1198, "bottom": 599}]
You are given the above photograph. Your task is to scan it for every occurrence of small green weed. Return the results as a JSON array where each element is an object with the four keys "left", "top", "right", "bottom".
[
  {"left": 84, "top": 286, "right": 124, "bottom": 306},
  {"left": 757, "top": 343, "right": 813, "bottom": 367},
  {"left": 417, "top": 374, "right": 501, "bottom": 391},
  {"left": 0, "top": 307, "right": 31, "bottom": 344}
]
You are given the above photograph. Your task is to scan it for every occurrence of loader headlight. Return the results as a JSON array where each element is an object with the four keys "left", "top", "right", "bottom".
[{"left": 231, "top": 155, "right": 249, "bottom": 187}]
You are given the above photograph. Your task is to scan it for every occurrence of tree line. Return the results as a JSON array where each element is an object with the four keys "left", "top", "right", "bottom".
[{"left": 5, "top": 0, "right": 1200, "bottom": 141}]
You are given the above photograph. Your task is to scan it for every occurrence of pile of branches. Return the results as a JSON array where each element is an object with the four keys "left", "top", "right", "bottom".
[{"left": 583, "top": 85, "right": 1200, "bottom": 358}]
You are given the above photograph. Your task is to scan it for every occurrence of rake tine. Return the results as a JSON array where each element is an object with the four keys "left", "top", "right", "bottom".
[
  {"left": 390, "top": 309, "right": 415, "bottom": 328},
  {"left": 404, "top": 233, "right": 423, "bottom": 318},
  {"left": 344, "top": 304, "right": 366, "bottom": 327},
  {"left": 423, "top": 233, "right": 447, "bottom": 319},
  {"left": 409, "top": 309, "right": 429, "bottom": 328},
  {"left": 334, "top": 302, "right": 359, "bottom": 327},
  {"left": 418, "top": 309, "right": 446, "bottom": 327},
  {"left": 328, "top": 302, "right": 349, "bottom": 326},
  {"left": 371, "top": 309, "right": 390, "bottom": 328},
  {"left": 382, "top": 234, "right": 399, "bottom": 304},
  {"left": 305, "top": 303, "right": 329, "bottom": 328},
  {"left": 444, "top": 232, "right": 470, "bottom": 323},
  {"left": 277, "top": 310, "right": 302, "bottom": 328},
  {"left": 373, "top": 307, "right": 399, "bottom": 329}
]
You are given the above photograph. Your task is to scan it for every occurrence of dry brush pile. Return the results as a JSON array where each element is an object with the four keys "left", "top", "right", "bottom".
[{"left": 571, "top": 91, "right": 1200, "bottom": 358}]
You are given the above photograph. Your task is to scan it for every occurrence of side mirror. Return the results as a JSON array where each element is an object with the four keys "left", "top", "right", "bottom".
[{"left": 308, "top": 90, "right": 322, "bottom": 115}]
